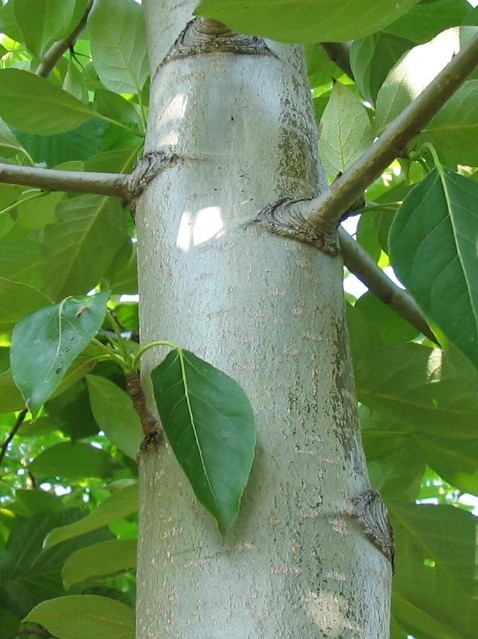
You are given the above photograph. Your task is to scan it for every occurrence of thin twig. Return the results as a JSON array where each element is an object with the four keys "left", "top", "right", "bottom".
[
  {"left": 321, "top": 42, "right": 353, "bottom": 79},
  {"left": 36, "top": 0, "right": 94, "bottom": 78},
  {"left": 339, "top": 228, "right": 438, "bottom": 343},
  {"left": 0, "top": 408, "right": 28, "bottom": 466},
  {"left": 0, "top": 163, "right": 129, "bottom": 198},
  {"left": 126, "top": 372, "right": 161, "bottom": 438},
  {"left": 305, "top": 31, "right": 478, "bottom": 228}
]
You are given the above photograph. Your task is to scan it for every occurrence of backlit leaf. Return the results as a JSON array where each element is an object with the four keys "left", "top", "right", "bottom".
[
  {"left": 88, "top": 0, "right": 149, "bottom": 94},
  {"left": 151, "top": 348, "right": 255, "bottom": 533},
  {"left": 13, "top": 0, "right": 76, "bottom": 58},
  {"left": 318, "top": 81, "right": 374, "bottom": 176},
  {"left": 0, "top": 278, "right": 51, "bottom": 333},
  {"left": 10, "top": 292, "right": 108, "bottom": 416}
]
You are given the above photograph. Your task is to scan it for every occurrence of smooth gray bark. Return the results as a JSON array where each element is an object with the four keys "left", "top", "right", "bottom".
[{"left": 135, "top": 2, "right": 392, "bottom": 636}]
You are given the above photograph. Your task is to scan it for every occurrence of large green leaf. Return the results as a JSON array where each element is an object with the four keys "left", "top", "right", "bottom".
[
  {"left": 0, "top": 278, "right": 51, "bottom": 333},
  {"left": 195, "top": 0, "right": 420, "bottom": 43},
  {"left": 355, "top": 342, "right": 478, "bottom": 439},
  {"left": 24, "top": 595, "right": 135, "bottom": 639},
  {"left": 390, "top": 502, "right": 478, "bottom": 639},
  {"left": 375, "top": 32, "right": 459, "bottom": 132},
  {"left": 151, "top": 348, "right": 256, "bottom": 533},
  {"left": 88, "top": 0, "right": 149, "bottom": 94},
  {"left": 13, "top": 0, "right": 77, "bottom": 58},
  {"left": 44, "top": 482, "right": 138, "bottom": 549},
  {"left": 10, "top": 292, "right": 108, "bottom": 416},
  {"left": 389, "top": 168, "right": 478, "bottom": 369},
  {"left": 413, "top": 434, "right": 478, "bottom": 496},
  {"left": 318, "top": 81, "right": 374, "bottom": 177},
  {"left": 384, "top": 0, "right": 471, "bottom": 43},
  {"left": 0, "top": 69, "right": 95, "bottom": 135},
  {"left": 350, "top": 33, "right": 413, "bottom": 104},
  {"left": 419, "top": 81, "right": 478, "bottom": 166},
  {"left": 28, "top": 442, "right": 117, "bottom": 481},
  {"left": 0, "top": 509, "right": 111, "bottom": 618},
  {"left": 43, "top": 195, "right": 129, "bottom": 300},
  {"left": 62, "top": 539, "right": 137, "bottom": 588},
  {"left": 86, "top": 375, "right": 143, "bottom": 460}
]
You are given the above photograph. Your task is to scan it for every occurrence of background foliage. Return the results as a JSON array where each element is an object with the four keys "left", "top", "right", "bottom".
[{"left": 1, "top": 1, "right": 478, "bottom": 638}]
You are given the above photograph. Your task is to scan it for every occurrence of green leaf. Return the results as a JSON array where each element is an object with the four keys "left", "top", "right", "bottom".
[
  {"left": 0, "top": 229, "right": 44, "bottom": 289},
  {"left": 413, "top": 434, "right": 478, "bottom": 496},
  {"left": 375, "top": 32, "right": 459, "bottom": 132},
  {"left": 88, "top": 0, "right": 149, "bottom": 94},
  {"left": 10, "top": 292, "right": 108, "bottom": 416},
  {"left": 0, "top": 509, "right": 112, "bottom": 618},
  {"left": 350, "top": 33, "right": 413, "bottom": 104},
  {"left": 0, "top": 368, "right": 25, "bottom": 412},
  {"left": 195, "top": 0, "right": 420, "bottom": 43},
  {"left": 354, "top": 291, "right": 419, "bottom": 343},
  {"left": 151, "top": 348, "right": 256, "bottom": 533},
  {"left": 389, "top": 168, "right": 478, "bottom": 369},
  {"left": 17, "top": 191, "right": 64, "bottom": 229},
  {"left": 0, "top": 117, "right": 26, "bottom": 158},
  {"left": 13, "top": 0, "right": 76, "bottom": 58},
  {"left": 44, "top": 482, "right": 138, "bottom": 549},
  {"left": 318, "top": 82, "right": 374, "bottom": 177},
  {"left": 62, "top": 539, "right": 137, "bottom": 588},
  {"left": 24, "top": 595, "right": 135, "bottom": 639},
  {"left": 420, "top": 80, "right": 478, "bottom": 166},
  {"left": 43, "top": 195, "right": 129, "bottom": 300},
  {"left": 0, "top": 69, "right": 95, "bottom": 135},
  {"left": 28, "top": 442, "right": 117, "bottom": 480},
  {"left": 384, "top": 0, "right": 471, "bottom": 44},
  {"left": 355, "top": 342, "right": 478, "bottom": 439},
  {"left": 391, "top": 502, "right": 478, "bottom": 639},
  {"left": 86, "top": 375, "right": 143, "bottom": 460},
  {"left": 0, "top": 278, "right": 51, "bottom": 333}
]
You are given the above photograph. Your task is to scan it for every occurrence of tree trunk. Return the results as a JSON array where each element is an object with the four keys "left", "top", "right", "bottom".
[{"left": 135, "top": 2, "right": 392, "bottom": 636}]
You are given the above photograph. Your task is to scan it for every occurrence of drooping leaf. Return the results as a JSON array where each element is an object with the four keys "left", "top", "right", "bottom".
[
  {"left": 195, "top": 0, "right": 420, "bottom": 43},
  {"left": 318, "top": 81, "right": 374, "bottom": 177},
  {"left": 44, "top": 482, "right": 138, "bottom": 549},
  {"left": 62, "top": 539, "right": 137, "bottom": 588},
  {"left": 389, "top": 168, "right": 478, "bottom": 369},
  {"left": 42, "top": 195, "right": 129, "bottom": 300},
  {"left": 88, "top": 0, "right": 149, "bottom": 94},
  {"left": 0, "top": 509, "right": 112, "bottom": 618},
  {"left": 86, "top": 375, "right": 143, "bottom": 460},
  {"left": 390, "top": 502, "right": 478, "bottom": 639},
  {"left": 151, "top": 348, "right": 256, "bottom": 533},
  {"left": 10, "top": 292, "right": 108, "bottom": 416},
  {"left": 28, "top": 442, "right": 117, "bottom": 481},
  {"left": 0, "top": 69, "right": 95, "bottom": 135},
  {"left": 24, "top": 595, "right": 135, "bottom": 639},
  {"left": 13, "top": 0, "right": 77, "bottom": 58},
  {"left": 0, "top": 278, "right": 51, "bottom": 333}
]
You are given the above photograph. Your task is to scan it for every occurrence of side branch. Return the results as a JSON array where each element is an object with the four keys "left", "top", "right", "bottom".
[
  {"left": 305, "top": 31, "right": 478, "bottom": 227},
  {"left": 0, "top": 163, "right": 129, "bottom": 198},
  {"left": 339, "top": 228, "right": 437, "bottom": 343},
  {"left": 36, "top": 1, "right": 94, "bottom": 78}
]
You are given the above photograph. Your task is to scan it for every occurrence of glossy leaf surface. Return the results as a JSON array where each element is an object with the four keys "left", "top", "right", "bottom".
[{"left": 151, "top": 348, "right": 255, "bottom": 533}]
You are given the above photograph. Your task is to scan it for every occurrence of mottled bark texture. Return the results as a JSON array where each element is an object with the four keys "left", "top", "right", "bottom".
[{"left": 135, "top": 2, "right": 392, "bottom": 637}]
